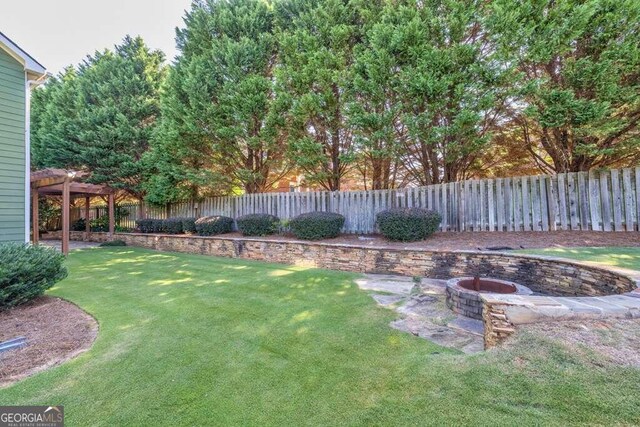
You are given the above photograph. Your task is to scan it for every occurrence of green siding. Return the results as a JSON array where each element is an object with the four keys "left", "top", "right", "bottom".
[{"left": 0, "top": 48, "right": 25, "bottom": 242}]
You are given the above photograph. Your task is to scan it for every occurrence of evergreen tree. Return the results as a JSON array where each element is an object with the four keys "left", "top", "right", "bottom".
[
  {"left": 76, "top": 36, "right": 165, "bottom": 199},
  {"left": 147, "top": 0, "right": 288, "bottom": 202},
  {"left": 489, "top": 0, "right": 640, "bottom": 172},
  {"left": 31, "top": 68, "right": 82, "bottom": 170},
  {"left": 275, "top": 0, "right": 370, "bottom": 191},
  {"left": 31, "top": 36, "right": 165, "bottom": 201},
  {"left": 367, "top": 0, "right": 508, "bottom": 185}
]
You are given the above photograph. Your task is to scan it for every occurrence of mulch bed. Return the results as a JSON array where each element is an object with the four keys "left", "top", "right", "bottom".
[
  {"left": 0, "top": 296, "right": 98, "bottom": 388},
  {"left": 219, "top": 230, "right": 640, "bottom": 251}
]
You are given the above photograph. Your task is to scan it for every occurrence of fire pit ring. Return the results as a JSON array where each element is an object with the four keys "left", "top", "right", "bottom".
[{"left": 446, "top": 277, "right": 533, "bottom": 320}]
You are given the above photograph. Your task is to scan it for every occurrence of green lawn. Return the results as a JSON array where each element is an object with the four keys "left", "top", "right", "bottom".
[
  {"left": 1, "top": 248, "right": 639, "bottom": 425},
  {"left": 517, "top": 247, "right": 640, "bottom": 271}
]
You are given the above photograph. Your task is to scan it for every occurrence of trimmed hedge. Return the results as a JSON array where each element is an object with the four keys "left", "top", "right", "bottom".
[
  {"left": 71, "top": 218, "right": 86, "bottom": 231},
  {"left": 237, "top": 214, "right": 280, "bottom": 236},
  {"left": 289, "top": 212, "right": 345, "bottom": 240},
  {"left": 163, "top": 218, "right": 184, "bottom": 234},
  {"left": 376, "top": 208, "right": 441, "bottom": 242},
  {"left": 182, "top": 217, "right": 197, "bottom": 234},
  {"left": 0, "top": 243, "right": 68, "bottom": 309},
  {"left": 136, "top": 219, "right": 165, "bottom": 233},
  {"left": 195, "top": 216, "right": 234, "bottom": 236}
]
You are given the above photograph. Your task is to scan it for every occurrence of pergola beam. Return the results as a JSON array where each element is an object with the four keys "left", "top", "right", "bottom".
[{"left": 36, "top": 182, "right": 114, "bottom": 196}]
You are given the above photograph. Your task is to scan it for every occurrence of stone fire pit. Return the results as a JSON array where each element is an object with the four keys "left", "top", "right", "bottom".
[{"left": 446, "top": 277, "right": 533, "bottom": 320}]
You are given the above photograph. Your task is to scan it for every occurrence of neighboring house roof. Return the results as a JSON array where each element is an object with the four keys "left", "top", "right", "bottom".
[{"left": 0, "top": 31, "right": 46, "bottom": 79}]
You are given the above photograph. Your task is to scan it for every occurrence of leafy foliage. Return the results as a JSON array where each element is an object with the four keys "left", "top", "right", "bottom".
[
  {"left": 30, "top": 0, "right": 640, "bottom": 195},
  {"left": 162, "top": 218, "right": 185, "bottom": 235},
  {"left": 376, "top": 208, "right": 442, "bottom": 242},
  {"left": 236, "top": 214, "right": 280, "bottom": 236},
  {"left": 488, "top": 0, "right": 640, "bottom": 172},
  {"left": 146, "top": 0, "right": 288, "bottom": 203},
  {"left": 71, "top": 218, "right": 87, "bottom": 232},
  {"left": 181, "top": 217, "right": 197, "bottom": 234},
  {"left": 194, "top": 216, "right": 234, "bottom": 236},
  {"left": 135, "top": 219, "right": 165, "bottom": 234},
  {"left": 289, "top": 212, "right": 345, "bottom": 240},
  {"left": 0, "top": 243, "right": 68, "bottom": 309},
  {"left": 31, "top": 36, "right": 165, "bottom": 199}
]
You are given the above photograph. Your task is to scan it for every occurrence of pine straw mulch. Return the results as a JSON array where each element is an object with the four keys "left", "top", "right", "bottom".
[{"left": 0, "top": 296, "right": 98, "bottom": 388}]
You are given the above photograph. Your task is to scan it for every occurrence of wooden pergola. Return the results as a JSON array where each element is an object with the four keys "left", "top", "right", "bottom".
[{"left": 31, "top": 169, "right": 115, "bottom": 255}]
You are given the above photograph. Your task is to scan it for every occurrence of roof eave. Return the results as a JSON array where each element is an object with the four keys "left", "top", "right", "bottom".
[{"left": 0, "top": 31, "right": 46, "bottom": 78}]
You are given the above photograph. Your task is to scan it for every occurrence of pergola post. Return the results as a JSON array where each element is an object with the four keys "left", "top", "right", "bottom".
[
  {"left": 31, "top": 189, "right": 39, "bottom": 244},
  {"left": 84, "top": 196, "right": 91, "bottom": 241},
  {"left": 61, "top": 177, "right": 70, "bottom": 255},
  {"left": 108, "top": 193, "right": 115, "bottom": 240}
]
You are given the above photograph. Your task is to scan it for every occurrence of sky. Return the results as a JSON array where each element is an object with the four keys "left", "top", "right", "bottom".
[{"left": 0, "top": 0, "right": 193, "bottom": 75}]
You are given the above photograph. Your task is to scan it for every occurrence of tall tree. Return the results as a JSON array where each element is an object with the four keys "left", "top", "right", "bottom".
[
  {"left": 275, "top": 0, "right": 373, "bottom": 191},
  {"left": 31, "top": 67, "right": 82, "bottom": 170},
  {"left": 381, "top": 0, "right": 508, "bottom": 185},
  {"left": 75, "top": 36, "right": 165, "bottom": 200},
  {"left": 489, "top": 0, "right": 640, "bottom": 173},
  {"left": 348, "top": 1, "right": 401, "bottom": 190},
  {"left": 147, "top": 0, "right": 288, "bottom": 202},
  {"left": 31, "top": 36, "right": 165, "bottom": 201}
]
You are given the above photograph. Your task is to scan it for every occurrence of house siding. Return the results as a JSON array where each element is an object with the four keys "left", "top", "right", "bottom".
[{"left": 0, "top": 48, "right": 26, "bottom": 242}]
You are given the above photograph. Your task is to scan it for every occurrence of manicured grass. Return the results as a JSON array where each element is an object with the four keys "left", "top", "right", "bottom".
[
  {"left": 2, "top": 248, "right": 640, "bottom": 425},
  {"left": 517, "top": 247, "right": 640, "bottom": 271}
]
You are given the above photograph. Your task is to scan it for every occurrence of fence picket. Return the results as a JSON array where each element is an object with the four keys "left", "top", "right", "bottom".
[{"left": 70, "top": 167, "right": 640, "bottom": 235}]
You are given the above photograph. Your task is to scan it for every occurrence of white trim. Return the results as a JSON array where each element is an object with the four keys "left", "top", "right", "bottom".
[
  {"left": 0, "top": 32, "right": 46, "bottom": 77},
  {"left": 25, "top": 72, "right": 30, "bottom": 243},
  {"left": 24, "top": 76, "right": 47, "bottom": 242}
]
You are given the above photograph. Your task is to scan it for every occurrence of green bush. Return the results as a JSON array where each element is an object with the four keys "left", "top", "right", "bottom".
[
  {"left": 289, "top": 212, "right": 345, "bottom": 240},
  {"left": 90, "top": 216, "right": 110, "bottom": 232},
  {"left": 71, "top": 218, "right": 86, "bottom": 231},
  {"left": 195, "top": 216, "right": 234, "bottom": 236},
  {"left": 182, "top": 217, "right": 197, "bottom": 234},
  {"left": 0, "top": 243, "right": 68, "bottom": 309},
  {"left": 376, "top": 208, "right": 442, "bottom": 242},
  {"left": 136, "top": 219, "right": 165, "bottom": 233},
  {"left": 236, "top": 214, "right": 280, "bottom": 236},
  {"left": 99, "top": 240, "right": 127, "bottom": 247},
  {"left": 163, "top": 218, "right": 184, "bottom": 234}
]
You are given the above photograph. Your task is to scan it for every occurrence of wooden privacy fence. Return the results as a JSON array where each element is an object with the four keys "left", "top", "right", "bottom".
[{"left": 73, "top": 167, "right": 640, "bottom": 233}]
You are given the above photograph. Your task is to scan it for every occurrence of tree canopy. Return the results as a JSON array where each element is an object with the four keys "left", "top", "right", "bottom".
[
  {"left": 32, "top": 0, "right": 640, "bottom": 201},
  {"left": 32, "top": 36, "right": 165, "bottom": 200}
]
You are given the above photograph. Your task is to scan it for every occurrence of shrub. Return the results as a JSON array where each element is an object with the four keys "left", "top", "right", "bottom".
[
  {"left": 236, "top": 214, "right": 280, "bottom": 236},
  {"left": 0, "top": 243, "right": 68, "bottom": 309},
  {"left": 376, "top": 208, "right": 442, "bottom": 242},
  {"left": 100, "top": 240, "right": 127, "bottom": 247},
  {"left": 195, "top": 216, "right": 234, "bottom": 236},
  {"left": 136, "top": 219, "right": 165, "bottom": 233},
  {"left": 182, "top": 217, "right": 197, "bottom": 234},
  {"left": 71, "top": 218, "right": 86, "bottom": 231},
  {"left": 163, "top": 218, "right": 184, "bottom": 234},
  {"left": 289, "top": 211, "right": 345, "bottom": 240}
]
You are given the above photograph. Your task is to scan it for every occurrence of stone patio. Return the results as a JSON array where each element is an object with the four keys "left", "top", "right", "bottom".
[{"left": 355, "top": 274, "right": 485, "bottom": 354}]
